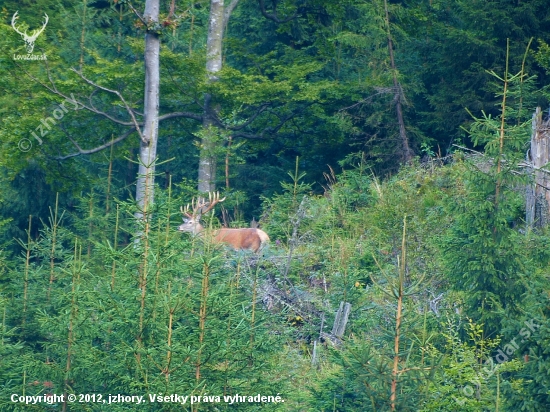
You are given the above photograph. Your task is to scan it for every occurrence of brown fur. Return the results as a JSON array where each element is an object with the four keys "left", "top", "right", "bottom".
[
  {"left": 213, "top": 228, "right": 270, "bottom": 252},
  {"left": 179, "top": 219, "right": 269, "bottom": 252}
]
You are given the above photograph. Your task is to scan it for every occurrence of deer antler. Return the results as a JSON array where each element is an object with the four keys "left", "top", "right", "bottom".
[
  {"left": 181, "top": 192, "right": 226, "bottom": 220},
  {"left": 180, "top": 205, "right": 192, "bottom": 218},
  {"left": 202, "top": 191, "right": 226, "bottom": 215}
]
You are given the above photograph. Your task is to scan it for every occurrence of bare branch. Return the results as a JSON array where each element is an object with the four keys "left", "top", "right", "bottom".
[
  {"left": 27, "top": 64, "right": 200, "bottom": 127},
  {"left": 339, "top": 88, "right": 397, "bottom": 112},
  {"left": 55, "top": 128, "right": 136, "bottom": 160},
  {"left": 20, "top": 63, "right": 146, "bottom": 131},
  {"left": 231, "top": 131, "right": 273, "bottom": 140},
  {"left": 53, "top": 111, "right": 203, "bottom": 160},
  {"left": 86, "top": 89, "right": 138, "bottom": 126},
  {"left": 223, "top": 0, "right": 240, "bottom": 27},
  {"left": 17, "top": 60, "right": 62, "bottom": 98},
  {"left": 71, "top": 68, "right": 145, "bottom": 142},
  {"left": 257, "top": 0, "right": 297, "bottom": 23},
  {"left": 227, "top": 104, "right": 270, "bottom": 130},
  {"left": 206, "top": 103, "right": 270, "bottom": 131},
  {"left": 126, "top": 1, "right": 147, "bottom": 26},
  {"left": 230, "top": 103, "right": 314, "bottom": 139},
  {"left": 159, "top": 111, "right": 203, "bottom": 122}
]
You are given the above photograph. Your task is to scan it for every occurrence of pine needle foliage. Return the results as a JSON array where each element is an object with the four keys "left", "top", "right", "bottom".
[
  {"left": 0, "top": 186, "right": 290, "bottom": 411},
  {"left": 442, "top": 52, "right": 534, "bottom": 335}
]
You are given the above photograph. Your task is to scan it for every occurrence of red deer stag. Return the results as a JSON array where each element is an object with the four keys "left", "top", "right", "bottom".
[{"left": 178, "top": 192, "right": 269, "bottom": 252}]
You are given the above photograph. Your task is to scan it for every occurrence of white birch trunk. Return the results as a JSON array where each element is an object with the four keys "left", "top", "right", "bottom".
[
  {"left": 198, "top": 0, "right": 225, "bottom": 192},
  {"left": 198, "top": 0, "right": 239, "bottom": 192},
  {"left": 136, "top": 0, "right": 160, "bottom": 217}
]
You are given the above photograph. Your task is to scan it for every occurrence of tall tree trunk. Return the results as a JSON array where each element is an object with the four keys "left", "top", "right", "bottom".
[
  {"left": 383, "top": 0, "right": 412, "bottom": 162},
  {"left": 198, "top": 0, "right": 225, "bottom": 192},
  {"left": 136, "top": 0, "right": 160, "bottom": 216},
  {"left": 198, "top": 0, "right": 239, "bottom": 192}
]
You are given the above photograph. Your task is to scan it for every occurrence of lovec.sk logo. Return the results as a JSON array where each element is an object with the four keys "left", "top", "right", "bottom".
[{"left": 11, "top": 11, "right": 48, "bottom": 60}]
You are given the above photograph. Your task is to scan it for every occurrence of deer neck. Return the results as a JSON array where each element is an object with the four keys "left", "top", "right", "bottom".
[{"left": 192, "top": 222, "right": 205, "bottom": 236}]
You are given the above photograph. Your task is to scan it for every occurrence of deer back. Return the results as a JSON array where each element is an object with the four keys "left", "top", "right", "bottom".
[{"left": 213, "top": 228, "right": 269, "bottom": 252}]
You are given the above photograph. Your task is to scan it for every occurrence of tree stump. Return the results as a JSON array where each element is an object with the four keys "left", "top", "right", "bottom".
[{"left": 526, "top": 107, "right": 550, "bottom": 228}]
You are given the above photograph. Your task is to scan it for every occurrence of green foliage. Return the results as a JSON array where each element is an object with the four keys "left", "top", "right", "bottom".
[
  {"left": 2, "top": 0, "right": 550, "bottom": 409},
  {"left": 1, "top": 143, "right": 550, "bottom": 409},
  {"left": 498, "top": 268, "right": 550, "bottom": 411},
  {"left": 419, "top": 317, "right": 524, "bottom": 411},
  {"left": 0, "top": 188, "right": 291, "bottom": 411},
  {"left": 442, "top": 66, "right": 531, "bottom": 334}
]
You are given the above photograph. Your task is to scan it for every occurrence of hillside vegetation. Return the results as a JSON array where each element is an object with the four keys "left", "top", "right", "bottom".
[
  {"left": 1, "top": 0, "right": 550, "bottom": 410},
  {"left": 1, "top": 150, "right": 549, "bottom": 410}
]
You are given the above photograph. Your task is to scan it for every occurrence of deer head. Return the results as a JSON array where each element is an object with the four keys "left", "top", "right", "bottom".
[
  {"left": 178, "top": 192, "right": 226, "bottom": 234},
  {"left": 11, "top": 12, "right": 49, "bottom": 54}
]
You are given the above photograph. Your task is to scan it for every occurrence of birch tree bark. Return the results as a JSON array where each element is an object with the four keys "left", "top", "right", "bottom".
[
  {"left": 198, "top": 0, "right": 239, "bottom": 192},
  {"left": 136, "top": 0, "right": 160, "bottom": 217}
]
